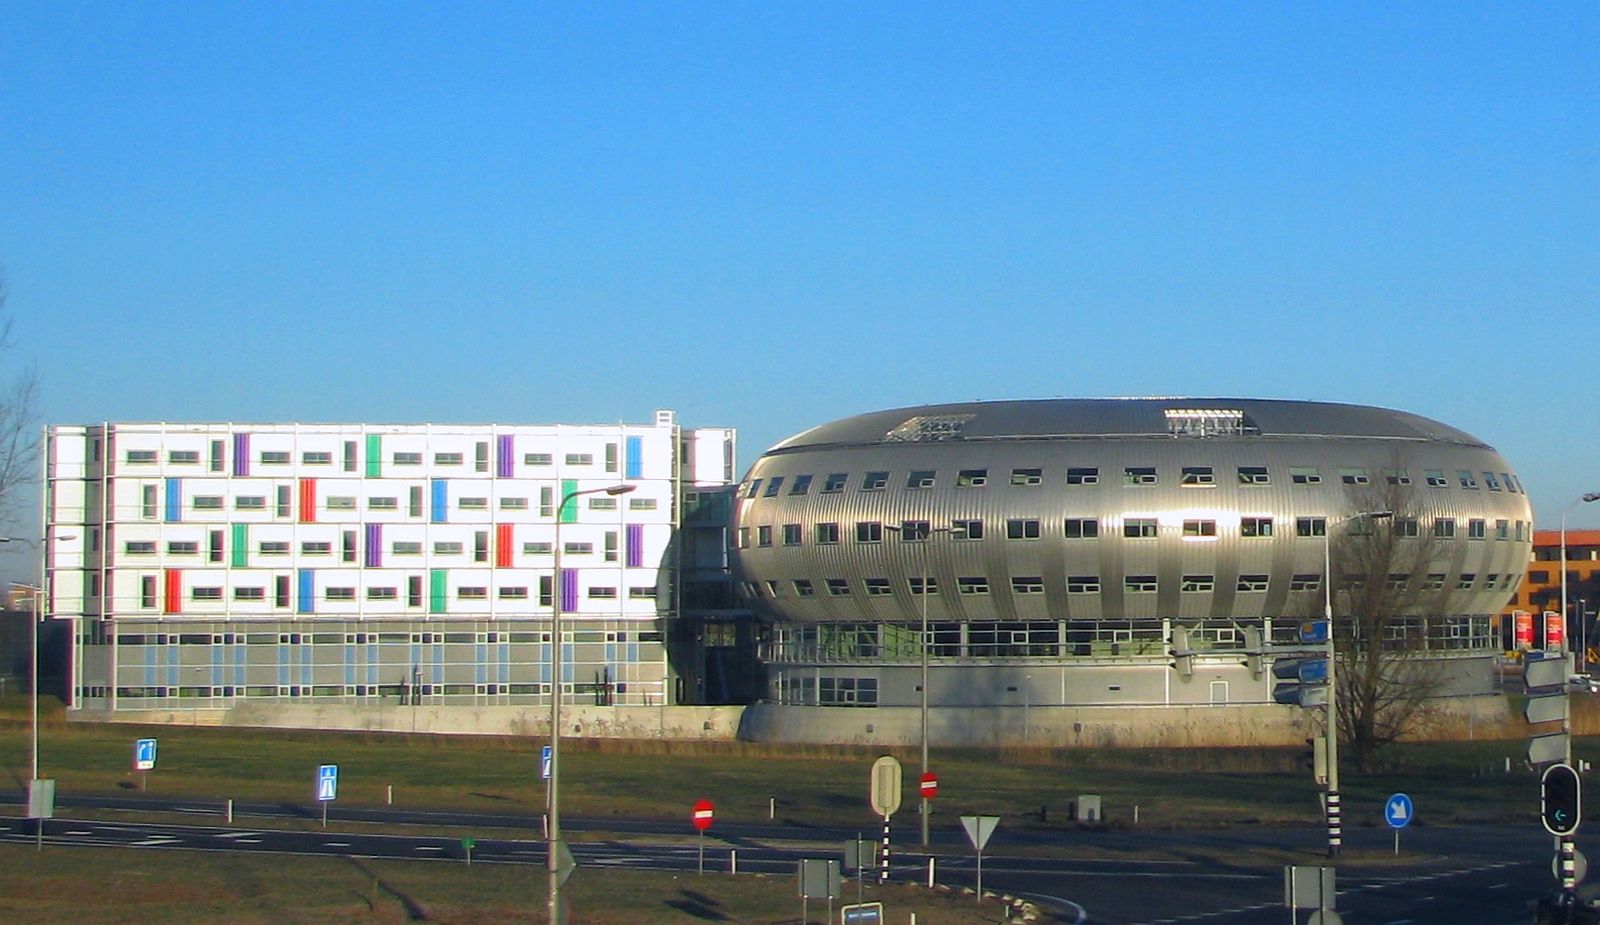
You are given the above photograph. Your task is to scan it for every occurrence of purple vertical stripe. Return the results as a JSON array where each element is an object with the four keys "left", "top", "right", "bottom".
[
  {"left": 560, "top": 568, "right": 577, "bottom": 612},
  {"left": 497, "top": 434, "right": 514, "bottom": 478},
  {"left": 365, "top": 523, "right": 382, "bottom": 567},
  {"left": 626, "top": 523, "right": 644, "bottom": 568},
  {"left": 233, "top": 433, "right": 249, "bottom": 476}
]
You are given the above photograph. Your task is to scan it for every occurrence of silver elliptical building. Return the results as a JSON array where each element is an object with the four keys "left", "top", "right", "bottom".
[{"left": 730, "top": 398, "right": 1532, "bottom": 747}]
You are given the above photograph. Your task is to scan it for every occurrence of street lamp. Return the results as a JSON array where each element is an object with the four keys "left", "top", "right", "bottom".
[
  {"left": 1, "top": 535, "right": 73, "bottom": 789},
  {"left": 1560, "top": 494, "right": 1600, "bottom": 662},
  {"left": 882, "top": 521, "right": 948, "bottom": 847},
  {"left": 1320, "top": 509, "right": 1390, "bottom": 858},
  {"left": 548, "top": 482, "right": 634, "bottom": 924}
]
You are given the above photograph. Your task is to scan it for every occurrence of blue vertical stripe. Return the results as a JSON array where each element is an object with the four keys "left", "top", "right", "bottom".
[
  {"left": 165, "top": 478, "right": 181, "bottom": 522},
  {"left": 625, "top": 436, "right": 642, "bottom": 478},
  {"left": 297, "top": 569, "right": 314, "bottom": 614},
  {"left": 431, "top": 479, "right": 448, "bottom": 523}
]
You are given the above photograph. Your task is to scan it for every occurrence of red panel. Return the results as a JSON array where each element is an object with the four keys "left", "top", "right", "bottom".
[
  {"left": 299, "top": 478, "right": 317, "bottom": 523},
  {"left": 164, "top": 569, "right": 181, "bottom": 615},
  {"left": 496, "top": 523, "right": 513, "bottom": 568}
]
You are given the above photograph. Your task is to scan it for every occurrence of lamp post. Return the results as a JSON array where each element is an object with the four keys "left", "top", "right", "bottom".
[
  {"left": 883, "top": 521, "right": 948, "bottom": 847},
  {"left": 548, "top": 483, "right": 634, "bottom": 924},
  {"left": 1560, "top": 494, "right": 1600, "bottom": 660},
  {"left": 1, "top": 535, "right": 72, "bottom": 791},
  {"left": 1321, "top": 509, "right": 1390, "bottom": 858}
]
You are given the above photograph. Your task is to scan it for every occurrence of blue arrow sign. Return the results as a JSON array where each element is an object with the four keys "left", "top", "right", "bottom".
[
  {"left": 317, "top": 764, "right": 339, "bottom": 802},
  {"left": 134, "top": 738, "right": 158, "bottom": 771},
  {"left": 1299, "top": 621, "right": 1329, "bottom": 644},
  {"left": 1385, "top": 792, "right": 1413, "bottom": 829}
]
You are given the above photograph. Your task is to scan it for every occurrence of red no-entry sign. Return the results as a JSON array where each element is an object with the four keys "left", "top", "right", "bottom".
[
  {"left": 920, "top": 772, "right": 939, "bottom": 799},
  {"left": 692, "top": 798, "right": 715, "bottom": 831}
]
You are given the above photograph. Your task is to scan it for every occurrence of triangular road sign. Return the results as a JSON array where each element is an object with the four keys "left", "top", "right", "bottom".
[{"left": 960, "top": 815, "right": 999, "bottom": 850}]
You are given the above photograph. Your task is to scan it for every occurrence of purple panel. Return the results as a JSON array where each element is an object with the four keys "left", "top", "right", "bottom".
[
  {"left": 626, "top": 523, "right": 644, "bottom": 568},
  {"left": 233, "top": 433, "right": 249, "bottom": 476},
  {"left": 560, "top": 568, "right": 578, "bottom": 612},
  {"left": 497, "top": 434, "right": 514, "bottom": 478},
  {"left": 365, "top": 523, "right": 382, "bottom": 568}
]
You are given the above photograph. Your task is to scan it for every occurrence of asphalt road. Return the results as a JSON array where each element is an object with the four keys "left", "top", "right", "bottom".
[{"left": 0, "top": 790, "right": 1570, "bottom": 924}]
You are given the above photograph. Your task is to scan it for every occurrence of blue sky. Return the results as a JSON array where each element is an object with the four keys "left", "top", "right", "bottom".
[{"left": 1, "top": 2, "right": 1597, "bottom": 563}]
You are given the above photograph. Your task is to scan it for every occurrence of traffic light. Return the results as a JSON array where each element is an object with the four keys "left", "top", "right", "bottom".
[
  {"left": 1170, "top": 626, "right": 1194, "bottom": 677},
  {"left": 1542, "top": 762, "right": 1582, "bottom": 837}
]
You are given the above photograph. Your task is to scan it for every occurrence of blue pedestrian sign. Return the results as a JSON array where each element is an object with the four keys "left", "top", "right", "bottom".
[
  {"left": 1385, "top": 792, "right": 1413, "bottom": 829},
  {"left": 540, "top": 745, "right": 552, "bottom": 781},
  {"left": 134, "top": 738, "right": 158, "bottom": 772},
  {"left": 317, "top": 764, "right": 339, "bottom": 802}
]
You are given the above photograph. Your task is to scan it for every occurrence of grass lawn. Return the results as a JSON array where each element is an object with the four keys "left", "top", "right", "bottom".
[{"left": 0, "top": 844, "right": 1024, "bottom": 924}]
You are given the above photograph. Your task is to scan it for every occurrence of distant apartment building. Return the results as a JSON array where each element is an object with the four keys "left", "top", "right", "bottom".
[
  {"left": 1500, "top": 529, "right": 1600, "bottom": 652},
  {"left": 43, "top": 413, "right": 738, "bottom": 717}
]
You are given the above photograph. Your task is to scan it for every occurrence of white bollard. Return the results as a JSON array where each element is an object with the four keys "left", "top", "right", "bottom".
[
  {"left": 927, "top": 857, "right": 935, "bottom": 888},
  {"left": 1134, "top": 804, "right": 1139, "bottom": 825},
  {"left": 730, "top": 850, "right": 737, "bottom": 874},
  {"left": 226, "top": 799, "right": 233, "bottom": 823},
  {"left": 387, "top": 785, "right": 393, "bottom": 805},
  {"left": 769, "top": 797, "right": 775, "bottom": 819}
]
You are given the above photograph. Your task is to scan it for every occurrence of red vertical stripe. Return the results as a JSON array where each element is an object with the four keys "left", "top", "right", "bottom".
[
  {"left": 164, "top": 569, "right": 181, "bottom": 615},
  {"left": 299, "top": 478, "right": 317, "bottom": 523},
  {"left": 496, "top": 523, "right": 513, "bottom": 568}
]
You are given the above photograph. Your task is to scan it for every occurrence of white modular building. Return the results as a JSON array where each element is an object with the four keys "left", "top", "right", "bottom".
[{"left": 44, "top": 412, "right": 736, "bottom": 717}]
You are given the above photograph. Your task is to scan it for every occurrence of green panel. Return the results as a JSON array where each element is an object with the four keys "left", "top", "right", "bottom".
[
  {"left": 429, "top": 569, "right": 447, "bottom": 614},
  {"left": 366, "top": 434, "right": 383, "bottom": 478},
  {"left": 231, "top": 524, "right": 248, "bottom": 568},
  {"left": 559, "top": 479, "right": 578, "bottom": 523}
]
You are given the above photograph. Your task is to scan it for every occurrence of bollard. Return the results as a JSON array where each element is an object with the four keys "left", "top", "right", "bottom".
[
  {"left": 927, "top": 857, "right": 935, "bottom": 888},
  {"left": 387, "top": 785, "right": 393, "bottom": 805},
  {"left": 226, "top": 798, "right": 233, "bottom": 823},
  {"left": 1134, "top": 804, "right": 1139, "bottom": 825},
  {"left": 769, "top": 797, "right": 775, "bottom": 820},
  {"left": 730, "top": 850, "right": 737, "bottom": 874}
]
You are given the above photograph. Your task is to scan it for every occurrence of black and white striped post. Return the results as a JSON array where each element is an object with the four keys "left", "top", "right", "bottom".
[{"left": 880, "top": 815, "right": 892, "bottom": 883}]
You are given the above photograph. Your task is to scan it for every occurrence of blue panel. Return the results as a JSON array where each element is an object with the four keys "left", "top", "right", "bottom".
[
  {"left": 432, "top": 479, "right": 448, "bottom": 523},
  {"left": 298, "top": 569, "right": 314, "bottom": 614},
  {"left": 625, "top": 436, "right": 643, "bottom": 479},
  {"left": 165, "top": 478, "right": 181, "bottom": 522}
]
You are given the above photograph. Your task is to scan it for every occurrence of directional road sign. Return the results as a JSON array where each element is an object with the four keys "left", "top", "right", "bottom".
[
  {"left": 1527, "top": 653, "right": 1569, "bottom": 691},
  {"left": 1529, "top": 732, "right": 1571, "bottom": 767},
  {"left": 1299, "top": 621, "right": 1329, "bottom": 644},
  {"left": 317, "top": 764, "right": 339, "bottom": 802},
  {"left": 541, "top": 744, "right": 552, "bottom": 781},
  {"left": 134, "top": 738, "right": 158, "bottom": 772},
  {"left": 1385, "top": 793, "right": 1413, "bottom": 829},
  {"left": 1526, "top": 692, "right": 1568, "bottom": 725}
]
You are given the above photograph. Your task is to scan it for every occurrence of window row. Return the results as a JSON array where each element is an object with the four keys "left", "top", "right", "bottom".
[
  {"left": 737, "top": 515, "right": 1528, "bottom": 548},
  {"left": 125, "top": 447, "right": 628, "bottom": 471},
  {"left": 744, "top": 571, "right": 1518, "bottom": 600},
  {"left": 742, "top": 464, "right": 1525, "bottom": 498},
  {"left": 115, "top": 629, "right": 659, "bottom": 646},
  {"left": 124, "top": 537, "right": 636, "bottom": 560},
  {"left": 147, "top": 489, "right": 656, "bottom": 518}
]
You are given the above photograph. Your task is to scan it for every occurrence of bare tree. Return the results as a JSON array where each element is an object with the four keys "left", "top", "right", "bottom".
[
  {"left": 0, "top": 270, "right": 40, "bottom": 532},
  {"left": 1325, "top": 473, "right": 1457, "bottom": 771}
]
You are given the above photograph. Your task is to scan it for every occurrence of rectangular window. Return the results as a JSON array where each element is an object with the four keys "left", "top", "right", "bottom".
[
  {"left": 259, "top": 541, "right": 289, "bottom": 555},
  {"left": 1181, "top": 575, "right": 1215, "bottom": 592},
  {"left": 392, "top": 541, "right": 422, "bottom": 555},
  {"left": 1066, "top": 467, "right": 1099, "bottom": 485},
  {"left": 1066, "top": 575, "right": 1100, "bottom": 594},
  {"left": 1181, "top": 466, "right": 1215, "bottom": 486},
  {"left": 457, "top": 586, "right": 487, "bottom": 600},
  {"left": 629, "top": 497, "right": 657, "bottom": 511},
  {"left": 604, "top": 442, "right": 617, "bottom": 473},
  {"left": 952, "top": 519, "right": 984, "bottom": 540},
  {"left": 1290, "top": 574, "right": 1322, "bottom": 591},
  {"left": 865, "top": 578, "right": 892, "bottom": 596},
  {"left": 1425, "top": 469, "right": 1448, "bottom": 487},
  {"left": 142, "top": 484, "right": 158, "bottom": 519},
  {"left": 957, "top": 576, "right": 990, "bottom": 595},
  {"left": 1290, "top": 466, "right": 1322, "bottom": 485},
  {"left": 300, "top": 541, "right": 331, "bottom": 555},
  {"left": 1393, "top": 517, "right": 1420, "bottom": 538},
  {"left": 1124, "top": 575, "right": 1157, "bottom": 593},
  {"left": 367, "top": 587, "right": 398, "bottom": 601},
  {"left": 1339, "top": 467, "right": 1370, "bottom": 485},
  {"left": 825, "top": 578, "right": 852, "bottom": 596},
  {"left": 1237, "top": 574, "right": 1269, "bottom": 592},
  {"left": 126, "top": 449, "right": 157, "bottom": 463},
  {"left": 433, "top": 541, "right": 463, "bottom": 555},
  {"left": 1296, "top": 517, "right": 1327, "bottom": 537},
  {"left": 1423, "top": 573, "right": 1446, "bottom": 591},
  {"left": 524, "top": 452, "right": 553, "bottom": 466},
  {"left": 757, "top": 525, "right": 773, "bottom": 547},
  {"left": 793, "top": 579, "right": 815, "bottom": 597},
  {"left": 763, "top": 476, "right": 785, "bottom": 497},
  {"left": 500, "top": 497, "right": 528, "bottom": 511},
  {"left": 897, "top": 520, "right": 931, "bottom": 541},
  {"left": 168, "top": 449, "right": 199, "bottom": 465},
  {"left": 1237, "top": 466, "right": 1270, "bottom": 485},
  {"left": 1006, "top": 518, "right": 1041, "bottom": 540},
  {"left": 782, "top": 524, "right": 803, "bottom": 546},
  {"left": 789, "top": 475, "right": 813, "bottom": 495},
  {"left": 856, "top": 522, "right": 883, "bottom": 544},
  {"left": 957, "top": 468, "right": 988, "bottom": 487},
  {"left": 297, "top": 451, "right": 331, "bottom": 465},
  {"left": 908, "top": 577, "right": 938, "bottom": 596},
  {"left": 1011, "top": 468, "right": 1043, "bottom": 486},
  {"left": 588, "top": 497, "right": 617, "bottom": 510},
  {"left": 167, "top": 540, "right": 198, "bottom": 555},
  {"left": 260, "top": 451, "right": 291, "bottom": 465},
  {"left": 1468, "top": 518, "right": 1486, "bottom": 539},
  {"left": 234, "top": 495, "right": 266, "bottom": 511},
  {"left": 1011, "top": 576, "right": 1046, "bottom": 594},
  {"left": 1123, "top": 466, "right": 1157, "bottom": 486},
  {"left": 326, "top": 496, "right": 356, "bottom": 511},
  {"left": 822, "top": 473, "right": 848, "bottom": 493},
  {"left": 1457, "top": 470, "right": 1478, "bottom": 489},
  {"left": 1241, "top": 516, "right": 1273, "bottom": 537},
  {"left": 191, "top": 587, "right": 223, "bottom": 601},
  {"left": 1457, "top": 573, "right": 1477, "bottom": 590},
  {"left": 459, "top": 497, "right": 488, "bottom": 511},
  {"left": 628, "top": 586, "right": 658, "bottom": 600},
  {"left": 815, "top": 522, "right": 841, "bottom": 544},
  {"left": 1124, "top": 518, "right": 1158, "bottom": 538},
  {"left": 193, "top": 495, "right": 224, "bottom": 511},
  {"left": 906, "top": 470, "right": 936, "bottom": 489},
  {"left": 1385, "top": 573, "right": 1409, "bottom": 590},
  {"left": 1495, "top": 519, "right": 1509, "bottom": 540},
  {"left": 369, "top": 496, "right": 398, "bottom": 511},
  {"left": 433, "top": 452, "right": 463, "bottom": 465},
  {"left": 565, "top": 453, "right": 593, "bottom": 466},
  {"left": 1384, "top": 468, "right": 1412, "bottom": 485},
  {"left": 588, "top": 586, "right": 618, "bottom": 600},
  {"left": 522, "top": 541, "right": 553, "bottom": 555},
  {"left": 392, "top": 452, "right": 422, "bottom": 466},
  {"left": 1064, "top": 518, "right": 1098, "bottom": 539},
  {"left": 1182, "top": 519, "right": 1217, "bottom": 538},
  {"left": 861, "top": 471, "right": 889, "bottom": 491},
  {"left": 141, "top": 575, "right": 157, "bottom": 609},
  {"left": 125, "top": 541, "right": 157, "bottom": 555}
]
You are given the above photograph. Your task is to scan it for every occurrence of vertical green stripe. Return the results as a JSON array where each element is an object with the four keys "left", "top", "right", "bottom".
[
  {"left": 430, "top": 569, "right": 447, "bottom": 614},
  {"left": 560, "top": 479, "right": 578, "bottom": 523},
  {"left": 231, "top": 524, "right": 248, "bottom": 568},
  {"left": 366, "top": 434, "right": 382, "bottom": 478}
]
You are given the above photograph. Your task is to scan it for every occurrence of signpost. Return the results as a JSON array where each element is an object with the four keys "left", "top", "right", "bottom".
[
  {"left": 869, "top": 756, "right": 902, "bottom": 884},
  {"left": 133, "top": 738, "right": 157, "bottom": 791},
  {"left": 317, "top": 764, "right": 338, "bottom": 828},
  {"left": 460, "top": 836, "right": 475, "bottom": 865},
  {"left": 959, "top": 815, "right": 999, "bottom": 900},
  {"left": 25, "top": 778, "right": 54, "bottom": 851},
  {"left": 1384, "top": 793, "right": 1413, "bottom": 855},
  {"left": 692, "top": 798, "right": 714, "bottom": 873},
  {"left": 541, "top": 744, "right": 552, "bottom": 781},
  {"left": 919, "top": 772, "right": 938, "bottom": 800},
  {"left": 797, "top": 858, "right": 842, "bottom": 925}
]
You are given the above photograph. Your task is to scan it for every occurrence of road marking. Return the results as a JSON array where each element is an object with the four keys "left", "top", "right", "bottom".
[
  {"left": 215, "top": 831, "right": 260, "bottom": 840},
  {"left": 415, "top": 846, "right": 445, "bottom": 852},
  {"left": 133, "top": 836, "right": 181, "bottom": 847},
  {"left": 324, "top": 842, "right": 351, "bottom": 848},
  {"left": 1488, "top": 883, "right": 1508, "bottom": 889},
  {"left": 66, "top": 830, "right": 94, "bottom": 835}
]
